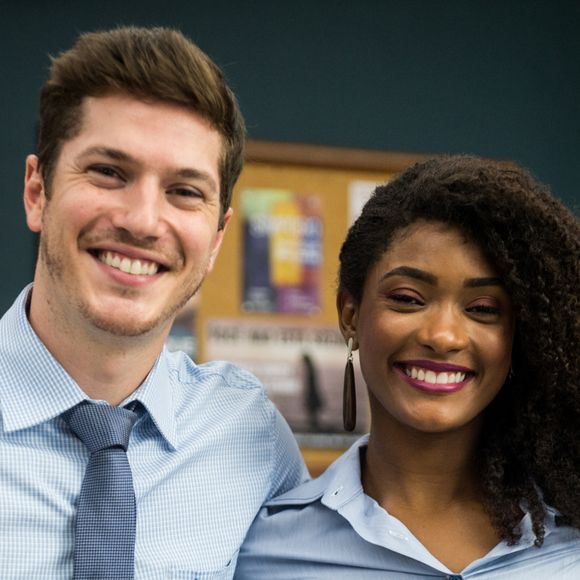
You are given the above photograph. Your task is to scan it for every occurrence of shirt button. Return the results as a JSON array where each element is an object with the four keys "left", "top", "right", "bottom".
[
  {"left": 331, "top": 486, "right": 343, "bottom": 496},
  {"left": 387, "top": 529, "right": 409, "bottom": 541}
]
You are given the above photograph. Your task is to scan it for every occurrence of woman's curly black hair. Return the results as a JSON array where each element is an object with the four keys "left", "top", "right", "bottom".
[{"left": 338, "top": 154, "right": 579, "bottom": 545}]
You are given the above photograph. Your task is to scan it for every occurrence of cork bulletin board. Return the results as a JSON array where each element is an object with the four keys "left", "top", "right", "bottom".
[{"left": 196, "top": 140, "right": 429, "bottom": 475}]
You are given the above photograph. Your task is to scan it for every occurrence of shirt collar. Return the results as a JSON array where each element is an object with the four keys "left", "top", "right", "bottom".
[
  {"left": 320, "top": 434, "right": 369, "bottom": 509},
  {"left": 0, "top": 285, "right": 86, "bottom": 432},
  {"left": 122, "top": 348, "right": 177, "bottom": 450},
  {"left": 0, "top": 284, "right": 176, "bottom": 449},
  {"left": 265, "top": 432, "right": 560, "bottom": 546},
  {"left": 265, "top": 434, "right": 369, "bottom": 508}
]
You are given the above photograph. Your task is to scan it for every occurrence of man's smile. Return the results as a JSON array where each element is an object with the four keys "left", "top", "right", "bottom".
[{"left": 97, "top": 250, "right": 160, "bottom": 276}]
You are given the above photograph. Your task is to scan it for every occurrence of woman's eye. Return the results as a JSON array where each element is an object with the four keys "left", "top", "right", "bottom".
[
  {"left": 388, "top": 293, "right": 423, "bottom": 306},
  {"left": 467, "top": 303, "right": 501, "bottom": 316}
]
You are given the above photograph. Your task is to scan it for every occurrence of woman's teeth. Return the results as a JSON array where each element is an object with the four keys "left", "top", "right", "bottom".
[{"left": 404, "top": 366, "right": 466, "bottom": 385}]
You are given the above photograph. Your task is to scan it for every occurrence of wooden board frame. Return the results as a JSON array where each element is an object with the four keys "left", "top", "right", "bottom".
[{"left": 245, "top": 139, "right": 429, "bottom": 172}]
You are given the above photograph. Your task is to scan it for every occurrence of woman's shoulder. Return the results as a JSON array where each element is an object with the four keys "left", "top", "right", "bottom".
[{"left": 265, "top": 434, "right": 369, "bottom": 510}]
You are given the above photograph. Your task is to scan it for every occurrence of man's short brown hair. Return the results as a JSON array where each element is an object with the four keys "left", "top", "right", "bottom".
[{"left": 37, "top": 26, "right": 245, "bottom": 227}]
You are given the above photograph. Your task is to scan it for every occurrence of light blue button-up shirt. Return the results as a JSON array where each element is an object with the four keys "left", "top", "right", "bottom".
[
  {"left": 0, "top": 286, "right": 308, "bottom": 579},
  {"left": 235, "top": 435, "right": 580, "bottom": 579}
]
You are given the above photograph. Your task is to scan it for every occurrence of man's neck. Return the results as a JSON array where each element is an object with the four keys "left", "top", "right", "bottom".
[
  {"left": 28, "top": 288, "right": 169, "bottom": 405},
  {"left": 51, "top": 337, "right": 163, "bottom": 405}
]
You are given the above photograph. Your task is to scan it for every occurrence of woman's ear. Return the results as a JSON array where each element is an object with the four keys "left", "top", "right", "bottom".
[{"left": 336, "top": 290, "right": 359, "bottom": 349}]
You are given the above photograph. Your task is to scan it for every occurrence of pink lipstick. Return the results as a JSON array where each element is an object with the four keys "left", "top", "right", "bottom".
[{"left": 395, "top": 360, "right": 475, "bottom": 394}]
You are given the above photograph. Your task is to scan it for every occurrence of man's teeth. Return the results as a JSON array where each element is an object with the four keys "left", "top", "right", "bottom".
[
  {"left": 98, "top": 251, "right": 159, "bottom": 276},
  {"left": 405, "top": 366, "right": 466, "bottom": 385}
]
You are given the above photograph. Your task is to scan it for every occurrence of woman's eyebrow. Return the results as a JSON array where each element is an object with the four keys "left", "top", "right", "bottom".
[
  {"left": 463, "top": 277, "right": 504, "bottom": 288},
  {"left": 379, "top": 266, "right": 437, "bottom": 285},
  {"left": 379, "top": 267, "right": 504, "bottom": 289}
]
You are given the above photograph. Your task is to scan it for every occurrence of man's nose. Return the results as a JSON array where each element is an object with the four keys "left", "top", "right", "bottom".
[{"left": 110, "top": 180, "right": 167, "bottom": 240}]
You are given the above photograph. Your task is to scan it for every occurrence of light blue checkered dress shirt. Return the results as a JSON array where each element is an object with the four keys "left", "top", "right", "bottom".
[
  {"left": 0, "top": 286, "right": 308, "bottom": 579},
  {"left": 235, "top": 435, "right": 580, "bottom": 579}
]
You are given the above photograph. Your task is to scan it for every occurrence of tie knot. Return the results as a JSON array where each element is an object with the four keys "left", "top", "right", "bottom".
[{"left": 63, "top": 402, "right": 138, "bottom": 453}]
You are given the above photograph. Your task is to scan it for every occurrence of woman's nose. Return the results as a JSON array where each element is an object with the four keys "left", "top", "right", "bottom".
[{"left": 417, "top": 305, "right": 469, "bottom": 354}]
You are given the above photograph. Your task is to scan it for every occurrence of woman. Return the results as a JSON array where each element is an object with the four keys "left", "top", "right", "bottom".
[{"left": 234, "top": 155, "right": 580, "bottom": 578}]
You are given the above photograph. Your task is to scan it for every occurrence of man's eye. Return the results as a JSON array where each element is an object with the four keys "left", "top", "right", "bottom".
[
  {"left": 89, "top": 165, "right": 121, "bottom": 179},
  {"left": 168, "top": 187, "right": 203, "bottom": 198}
]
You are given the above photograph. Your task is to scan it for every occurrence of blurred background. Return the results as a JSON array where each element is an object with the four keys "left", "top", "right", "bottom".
[{"left": 1, "top": 0, "right": 579, "bottom": 315}]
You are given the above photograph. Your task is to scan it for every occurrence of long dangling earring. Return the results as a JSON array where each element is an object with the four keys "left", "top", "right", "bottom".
[
  {"left": 508, "top": 365, "right": 514, "bottom": 382},
  {"left": 343, "top": 337, "right": 356, "bottom": 431}
]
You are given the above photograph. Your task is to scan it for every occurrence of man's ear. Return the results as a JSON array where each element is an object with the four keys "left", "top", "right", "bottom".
[
  {"left": 23, "top": 155, "right": 46, "bottom": 233},
  {"left": 207, "top": 207, "right": 233, "bottom": 272},
  {"left": 336, "top": 289, "right": 359, "bottom": 349}
]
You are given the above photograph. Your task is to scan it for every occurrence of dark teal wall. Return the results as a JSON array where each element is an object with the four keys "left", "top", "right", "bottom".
[{"left": 1, "top": 0, "right": 579, "bottom": 313}]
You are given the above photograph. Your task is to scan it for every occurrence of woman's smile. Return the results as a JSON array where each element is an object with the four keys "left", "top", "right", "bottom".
[
  {"left": 394, "top": 360, "right": 475, "bottom": 394},
  {"left": 341, "top": 220, "right": 515, "bottom": 434}
]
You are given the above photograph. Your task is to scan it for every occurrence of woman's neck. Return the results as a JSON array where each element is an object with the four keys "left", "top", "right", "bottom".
[
  {"left": 363, "top": 417, "right": 484, "bottom": 511},
  {"left": 362, "top": 417, "right": 502, "bottom": 573}
]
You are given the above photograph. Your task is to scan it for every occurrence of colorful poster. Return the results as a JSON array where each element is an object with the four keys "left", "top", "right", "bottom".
[{"left": 241, "top": 189, "right": 322, "bottom": 314}]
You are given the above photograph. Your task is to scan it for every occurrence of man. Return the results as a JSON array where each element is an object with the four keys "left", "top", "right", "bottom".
[{"left": 0, "top": 27, "right": 307, "bottom": 578}]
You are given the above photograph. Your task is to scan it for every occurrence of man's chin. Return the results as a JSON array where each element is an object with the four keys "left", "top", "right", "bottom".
[
  {"left": 76, "top": 281, "right": 200, "bottom": 338},
  {"left": 90, "top": 316, "right": 164, "bottom": 337},
  {"left": 79, "top": 304, "right": 171, "bottom": 338}
]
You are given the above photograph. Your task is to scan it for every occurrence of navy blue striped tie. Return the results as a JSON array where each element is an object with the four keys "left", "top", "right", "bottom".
[{"left": 63, "top": 402, "right": 138, "bottom": 579}]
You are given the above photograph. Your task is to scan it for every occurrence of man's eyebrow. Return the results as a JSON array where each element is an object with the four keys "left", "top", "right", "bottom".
[
  {"left": 78, "top": 146, "right": 132, "bottom": 162},
  {"left": 78, "top": 147, "right": 219, "bottom": 192},
  {"left": 379, "top": 266, "right": 437, "bottom": 285},
  {"left": 175, "top": 168, "right": 218, "bottom": 192}
]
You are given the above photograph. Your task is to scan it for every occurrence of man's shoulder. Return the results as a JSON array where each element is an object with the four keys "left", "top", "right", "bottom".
[
  {"left": 164, "top": 350, "right": 266, "bottom": 393},
  {"left": 0, "top": 286, "right": 31, "bottom": 347}
]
